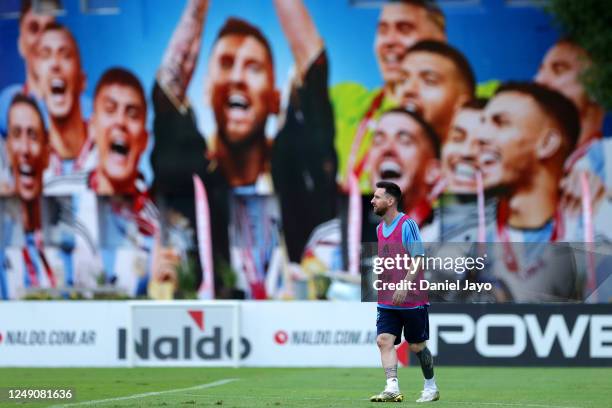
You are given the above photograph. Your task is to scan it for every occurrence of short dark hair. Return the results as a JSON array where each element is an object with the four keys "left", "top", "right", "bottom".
[
  {"left": 94, "top": 67, "right": 146, "bottom": 111},
  {"left": 496, "top": 81, "right": 580, "bottom": 157},
  {"left": 21, "top": 0, "right": 61, "bottom": 22},
  {"left": 380, "top": 107, "right": 441, "bottom": 158},
  {"left": 215, "top": 17, "right": 274, "bottom": 68},
  {"left": 556, "top": 37, "right": 588, "bottom": 55},
  {"left": 376, "top": 181, "right": 402, "bottom": 208},
  {"left": 19, "top": 0, "right": 32, "bottom": 24},
  {"left": 39, "top": 22, "right": 81, "bottom": 62},
  {"left": 407, "top": 40, "right": 475, "bottom": 98},
  {"left": 389, "top": 0, "right": 446, "bottom": 33},
  {"left": 462, "top": 98, "right": 488, "bottom": 110},
  {"left": 7, "top": 93, "right": 47, "bottom": 139}
]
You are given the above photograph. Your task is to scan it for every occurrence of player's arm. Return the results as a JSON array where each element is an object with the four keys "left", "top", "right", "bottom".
[
  {"left": 151, "top": 239, "right": 180, "bottom": 290},
  {"left": 157, "top": 0, "right": 209, "bottom": 111},
  {"left": 272, "top": 0, "right": 333, "bottom": 160},
  {"left": 272, "top": 0, "right": 323, "bottom": 80},
  {"left": 270, "top": 0, "right": 336, "bottom": 261},
  {"left": 403, "top": 218, "right": 426, "bottom": 281},
  {"left": 405, "top": 219, "right": 425, "bottom": 255},
  {"left": 151, "top": 0, "right": 210, "bottom": 193}
]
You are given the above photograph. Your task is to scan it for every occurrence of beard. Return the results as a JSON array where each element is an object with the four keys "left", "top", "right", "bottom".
[
  {"left": 374, "top": 205, "right": 387, "bottom": 216},
  {"left": 216, "top": 116, "right": 267, "bottom": 153},
  {"left": 218, "top": 127, "right": 265, "bottom": 151}
]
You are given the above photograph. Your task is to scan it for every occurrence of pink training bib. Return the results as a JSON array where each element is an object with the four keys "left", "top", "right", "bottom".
[{"left": 376, "top": 215, "right": 428, "bottom": 308}]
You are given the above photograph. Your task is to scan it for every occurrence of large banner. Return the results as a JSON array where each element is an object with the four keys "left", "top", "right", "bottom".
[
  {"left": 0, "top": 301, "right": 610, "bottom": 367},
  {"left": 0, "top": 0, "right": 611, "bottom": 301},
  {"left": 423, "top": 303, "right": 612, "bottom": 367}
]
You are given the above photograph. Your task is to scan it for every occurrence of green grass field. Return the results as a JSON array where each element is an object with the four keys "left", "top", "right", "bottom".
[{"left": 0, "top": 367, "right": 609, "bottom": 408}]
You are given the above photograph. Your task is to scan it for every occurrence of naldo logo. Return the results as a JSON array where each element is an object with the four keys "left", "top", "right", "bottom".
[{"left": 118, "top": 309, "right": 250, "bottom": 361}]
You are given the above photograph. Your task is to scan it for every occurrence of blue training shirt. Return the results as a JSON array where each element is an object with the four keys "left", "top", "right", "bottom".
[{"left": 377, "top": 212, "right": 425, "bottom": 257}]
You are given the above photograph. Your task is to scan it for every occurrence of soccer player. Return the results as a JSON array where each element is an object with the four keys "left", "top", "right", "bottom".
[
  {"left": 477, "top": 82, "right": 581, "bottom": 301},
  {"left": 362, "top": 106, "right": 440, "bottom": 247},
  {"left": 1, "top": 94, "right": 52, "bottom": 298},
  {"left": 369, "top": 181, "right": 439, "bottom": 403},
  {"left": 0, "top": 1, "right": 55, "bottom": 135},
  {"left": 6, "top": 95, "right": 49, "bottom": 231},
  {"left": 420, "top": 99, "right": 499, "bottom": 243},
  {"left": 395, "top": 40, "right": 475, "bottom": 143},
  {"left": 88, "top": 68, "right": 148, "bottom": 195},
  {"left": 89, "top": 67, "right": 178, "bottom": 298},
  {"left": 442, "top": 99, "right": 488, "bottom": 194},
  {"left": 368, "top": 108, "right": 440, "bottom": 218},
  {"left": 151, "top": 0, "right": 336, "bottom": 298},
  {"left": 535, "top": 39, "right": 604, "bottom": 154},
  {"left": 36, "top": 23, "right": 95, "bottom": 188},
  {"left": 0, "top": 1, "right": 55, "bottom": 194},
  {"left": 333, "top": 0, "right": 446, "bottom": 189},
  {"left": 0, "top": 94, "right": 99, "bottom": 299},
  {"left": 536, "top": 39, "right": 612, "bottom": 299},
  {"left": 535, "top": 39, "right": 610, "bottom": 226},
  {"left": 300, "top": 108, "right": 439, "bottom": 300},
  {"left": 419, "top": 99, "right": 503, "bottom": 301},
  {"left": 479, "top": 82, "right": 579, "bottom": 235}
]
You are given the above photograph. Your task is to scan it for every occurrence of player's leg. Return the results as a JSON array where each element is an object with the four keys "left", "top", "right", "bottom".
[
  {"left": 403, "top": 307, "right": 439, "bottom": 403},
  {"left": 378, "top": 333, "right": 399, "bottom": 391},
  {"left": 409, "top": 342, "right": 439, "bottom": 402},
  {"left": 370, "top": 307, "right": 404, "bottom": 402}
]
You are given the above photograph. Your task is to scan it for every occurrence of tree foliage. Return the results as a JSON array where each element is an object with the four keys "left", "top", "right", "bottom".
[{"left": 546, "top": 0, "right": 612, "bottom": 110}]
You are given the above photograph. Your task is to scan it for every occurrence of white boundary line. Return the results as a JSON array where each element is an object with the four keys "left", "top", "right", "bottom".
[{"left": 49, "top": 378, "right": 238, "bottom": 407}]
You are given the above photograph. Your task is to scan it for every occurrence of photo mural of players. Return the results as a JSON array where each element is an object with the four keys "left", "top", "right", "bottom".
[
  {"left": 398, "top": 41, "right": 481, "bottom": 243},
  {"left": 333, "top": 0, "right": 446, "bottom": 191},
  {"left": 151, "top": 0, "right": 336, "bottom": 299},
  {"left": 327, "top": 5, "right": 454, "bottom": 284},
  {"left": 304, "top": 39, "right": 477, "bottom": 300},
  {"left": 0, "top": 0, "right": 609, "bottom": 302}
]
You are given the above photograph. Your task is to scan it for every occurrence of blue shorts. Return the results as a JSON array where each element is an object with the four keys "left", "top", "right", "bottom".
[{"left": 376, "top": 306, "right": 429, "bottom": 345}]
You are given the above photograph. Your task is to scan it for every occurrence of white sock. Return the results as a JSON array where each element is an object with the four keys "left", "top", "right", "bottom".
[
  {"left": 386, "top": 377, "right": 399, "bottom": 391},
  {"left": 424, "top": 377, "right": 437, "bottom": 390}
]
